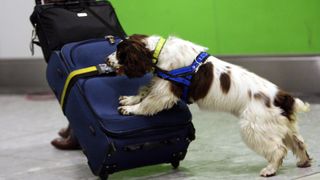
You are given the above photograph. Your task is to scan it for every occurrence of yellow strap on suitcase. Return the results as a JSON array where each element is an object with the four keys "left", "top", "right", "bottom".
[
  {"left": 60, "top": 66, "right": 99, "bottom": 111},
  {"left": 60, "top": 64, "right": 114, "bottom": 112}
]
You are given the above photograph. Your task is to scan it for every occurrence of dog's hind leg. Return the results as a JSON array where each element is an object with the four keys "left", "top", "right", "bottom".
[
  {"left": 292, "top": 134, "right": 312, "bottom": 168},
  {"left": 259, "top": 145, "right": 287, "bottom": 177},
  {"left": 283, "top": 124, "right": 311, "bottom": 168},
  {"left": 240, "top": 121, "right": 288, "bottom": 176},
  {"left": 240, "top": 108, "right": 288, "bottom": 177}
]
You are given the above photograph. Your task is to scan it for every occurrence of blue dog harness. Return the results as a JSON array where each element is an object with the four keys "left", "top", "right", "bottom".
[{"left": 152, "top": 37, "right": 210, "bottom": 103}]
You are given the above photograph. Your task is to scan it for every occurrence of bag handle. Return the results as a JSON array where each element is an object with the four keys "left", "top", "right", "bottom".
[
  {"left": 36, "top": 0, "right": 85, "bottom": 5},
  {"left": 35, "top": 0, "right": 42, "bottom": 5},
  {"left": 85, "top": 6, "right": 126, "bottom": 39}
]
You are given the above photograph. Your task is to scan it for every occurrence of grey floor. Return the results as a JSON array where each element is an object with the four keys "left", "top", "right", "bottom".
[{"left": 0, "top": 94, "right": 319, "bottom": 180}]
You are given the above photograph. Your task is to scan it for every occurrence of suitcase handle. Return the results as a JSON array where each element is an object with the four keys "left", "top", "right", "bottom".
[
  {"left": 35, "top": 0, "right": 95, "bottom": 5},
  {"left": 36, "top": 0, "right": 78, "bottom": 5}
]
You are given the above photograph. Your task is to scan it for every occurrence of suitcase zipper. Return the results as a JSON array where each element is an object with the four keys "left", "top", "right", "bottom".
[
  {"left": 98, "top": 121, "right": 193, "bottom": 138},
  {"left": 67, "top": 37, "right": 119, "bottom": 67},
  {"left": 68, "top": 38, "right": 108, "bottom": 66}
]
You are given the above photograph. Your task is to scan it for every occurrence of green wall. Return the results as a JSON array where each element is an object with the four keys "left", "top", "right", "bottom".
[{"left": 109, "top": 0, "right": 320, "bottom": 55}]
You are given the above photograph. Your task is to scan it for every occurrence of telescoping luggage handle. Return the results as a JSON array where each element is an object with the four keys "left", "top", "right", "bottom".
[
  {"left": 35, "top": 0, "right": 88, "bottom": 5},
  {"left": 60, "top": 64, "right": 115, "bottom": 112}
]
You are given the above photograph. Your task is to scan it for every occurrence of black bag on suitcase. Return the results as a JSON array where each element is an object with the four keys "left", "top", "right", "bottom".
[{"left": 30, "top": 0, "right": 126, "bottom": 62}]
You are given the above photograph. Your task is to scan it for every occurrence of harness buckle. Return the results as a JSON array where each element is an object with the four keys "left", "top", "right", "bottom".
[{"left": 192, "top": 59, "right": 203, "bottom": 72}]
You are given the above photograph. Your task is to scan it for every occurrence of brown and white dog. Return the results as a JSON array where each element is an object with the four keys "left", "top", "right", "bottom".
[{"left": 106, "top": 34, "right": 311, "bottom": 177}]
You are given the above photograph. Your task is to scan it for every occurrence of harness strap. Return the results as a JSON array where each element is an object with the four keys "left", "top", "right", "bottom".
[
  {"left": 156, "top": 71, "right": 192, "bottom": 86},
  {"left": 156, "top": 52, "right": 210, "bottom": 103},
  {"left": 151, "top": 37, "right": 211, "bottom": 103},
  {"left": 60, "top": 64, "right": 114, "bottom": 113}
]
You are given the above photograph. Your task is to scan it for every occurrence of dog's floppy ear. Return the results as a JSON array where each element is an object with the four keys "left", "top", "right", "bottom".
[
  {"left": 128, "top": 34, "right": 149, "bottom": 41},
  {"left": 116, "top": 38, "right": 153, "bottom": 78}
]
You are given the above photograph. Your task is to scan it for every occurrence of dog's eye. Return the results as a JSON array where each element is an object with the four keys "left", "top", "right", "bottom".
[{"left": 116, "top": 51, "right": 121, "bottom": 60}]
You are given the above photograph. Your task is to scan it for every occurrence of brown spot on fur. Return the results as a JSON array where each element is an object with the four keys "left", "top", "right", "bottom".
[
  {"left": 116, "top": 35, "right": 153, "bottom": 78},
  {"left": 169, "top": 62, "right": 214, "bottom": 102},
  {"left": 274, "top": 90, "right": 295, "bottom": 121},
  {"left": 170, "top": 83, "right": 183, "bottom": 99},
  {"left": 156, "top": 66, "right": 184, "bottom": 99},
  {"left": 189, "top": 62, "right": 214, "bottom": 101},
  {"left": 220, "top": 71, "right": 231, "bottom": 94},
  {"left": 254, "top": 91, "right": 271, "bottom": 108},
  {"left": 248, "top": 90, "right": 252, "bottom": 99}
]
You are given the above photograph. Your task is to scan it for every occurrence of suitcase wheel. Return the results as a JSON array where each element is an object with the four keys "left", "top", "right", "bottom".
[
  {"left": 99, "top": 174, "right": 109, "bottom": 180},
  {"left": 171, "top": 160, "right": 180, "bottom": 169}
]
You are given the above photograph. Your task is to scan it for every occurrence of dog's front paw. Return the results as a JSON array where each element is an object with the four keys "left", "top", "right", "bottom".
[
  {"left": 118, "top": 106, "right": 134, "bottom": 116},
  {"left": 260, "top": 166, "right": 276, "bottom": 177},
  {"left": 119, "top": 95, "right": 127, "bottom": 101},
  {"left": 119, "top": 96, "right": 129, "bottom": 106},
  {"left": 119, "top": 96, "right": 142, "bottom": 106}
]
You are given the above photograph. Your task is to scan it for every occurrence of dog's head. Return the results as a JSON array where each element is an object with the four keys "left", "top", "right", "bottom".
[{"left": 106, "top": 34, "right": 154, "bottom": 78}]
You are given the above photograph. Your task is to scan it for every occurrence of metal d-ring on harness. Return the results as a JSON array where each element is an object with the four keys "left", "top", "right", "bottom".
[{"left": 155, "top": 52, "right": 210, "bottom": 104}]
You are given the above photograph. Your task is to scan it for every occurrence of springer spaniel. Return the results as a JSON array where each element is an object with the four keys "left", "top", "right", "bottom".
[{"left": 106, "top": 34, "right": 311, "bottom": 177}]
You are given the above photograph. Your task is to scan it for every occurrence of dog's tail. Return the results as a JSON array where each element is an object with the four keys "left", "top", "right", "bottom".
[{"left": 294, "top": 98, "right": 310, "bottom": 113}]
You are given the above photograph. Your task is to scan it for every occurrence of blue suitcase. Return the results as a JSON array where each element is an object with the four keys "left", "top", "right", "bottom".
[{"left": 46, "top": 37, "right": 195, "bottom": 179}]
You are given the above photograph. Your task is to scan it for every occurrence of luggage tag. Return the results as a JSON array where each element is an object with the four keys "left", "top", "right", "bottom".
[
  {"left": 96, "top": 64, "right": 115, "bottom": 74},
  {"left": 105, "top": 35, "right": 116, "bottom": 44}
]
